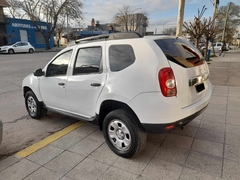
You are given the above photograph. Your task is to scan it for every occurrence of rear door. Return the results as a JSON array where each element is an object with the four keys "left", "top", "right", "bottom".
[
  {"left": 66, "top": 42, "right": 106, "bottom": 118},
  {"left": 155, "top": 38, "right": 211, "bottom": 108}
]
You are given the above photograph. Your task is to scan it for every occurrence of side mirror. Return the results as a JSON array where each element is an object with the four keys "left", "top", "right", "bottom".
[{"left": 34, "top": 68, "right": 44, "bottom": 77}]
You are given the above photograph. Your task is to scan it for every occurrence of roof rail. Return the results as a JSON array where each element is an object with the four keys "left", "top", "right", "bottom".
[
  {"left": 146, "top": 34, "right": 172, "bottom": 36},
  {"left": 69, "top": 32, "right": 142, "bottom": 46}
]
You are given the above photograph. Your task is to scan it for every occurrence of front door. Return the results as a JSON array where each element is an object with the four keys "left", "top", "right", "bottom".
[
  {"left": 39, "top": 50, "right": 73, "bottom": 111},
  {"left": 66, "top": 44, "right": 106, "bottom": 118}
]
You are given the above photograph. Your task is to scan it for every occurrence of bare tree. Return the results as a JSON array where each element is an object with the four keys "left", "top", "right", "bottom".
[
  {"left": 215, "top": 2, "right": 240, "bottom": 43},
  {"left": 16, "top": 0, "right": 83, "bottom": 49},
  {"left": 202, "top": 16, "right": 216, "bottom": 60},
  {"left": 114, "top": 5, "right": 148, "bottom": 35},
  {"left": 5, "top": 0, "right": 25, "bottom": 18},
  {"left": 54, "top": 16, "right": 67, "bottom": 47},
  {"left": 183, "top": 6, "right": 207, "bottom": 49}
]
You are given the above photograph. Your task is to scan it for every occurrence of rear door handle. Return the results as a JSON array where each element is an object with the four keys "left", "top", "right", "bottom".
[
  {"left": 91, "top": 83, "right": 101, "bottom": 87},
  {"left": 58, "top": 83, "right": 65, "bottom": 86}
]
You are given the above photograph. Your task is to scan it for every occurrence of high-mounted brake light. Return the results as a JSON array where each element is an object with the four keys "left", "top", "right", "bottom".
[{"left": 159, "top": 68, "right": 177, "bottom": 97}]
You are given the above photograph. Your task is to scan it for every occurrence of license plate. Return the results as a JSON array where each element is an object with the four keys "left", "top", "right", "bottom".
[{"left": 196, "top": 83, "right": 205, "bottom": 93}]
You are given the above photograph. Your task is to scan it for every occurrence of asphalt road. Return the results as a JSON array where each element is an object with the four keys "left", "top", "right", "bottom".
[{"left": 0, "top": 52, "right": 78, "bottom": 159}]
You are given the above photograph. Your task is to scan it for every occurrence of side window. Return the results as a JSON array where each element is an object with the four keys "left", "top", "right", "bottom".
[
  {"left": 73, "top": 47, "right": 102, "bottom": 75},
  {"left": 46, "top": 50, "right": 72, "bottom": 77},
  {"left": 109, "top": 45, "right": 135, "bottom": 72},
  {"left": 15, "top": 43, "right": 21, "bottom": 47}
]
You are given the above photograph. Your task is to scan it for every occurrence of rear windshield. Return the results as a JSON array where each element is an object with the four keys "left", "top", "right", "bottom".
[{"left": 155, "top": 38, "right": 204, "bottom": 68}]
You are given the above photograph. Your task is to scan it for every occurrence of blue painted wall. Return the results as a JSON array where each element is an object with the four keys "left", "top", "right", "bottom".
[{"left": 6, "top": 18, "right": 54, "bottom": 49}]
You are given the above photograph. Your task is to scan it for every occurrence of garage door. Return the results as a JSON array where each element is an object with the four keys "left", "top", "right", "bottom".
[{"left": 20, "top": 30, "right": 28, "bottom": 42}]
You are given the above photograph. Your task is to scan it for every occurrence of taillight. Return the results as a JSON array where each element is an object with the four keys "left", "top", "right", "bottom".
[{"left": 159, "top": 68, "right": 177, "bottom": 97}]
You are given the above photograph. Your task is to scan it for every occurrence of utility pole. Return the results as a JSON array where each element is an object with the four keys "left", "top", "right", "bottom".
[
  {"left": 176, "top": 0, "right": 185, "bottom": 36},
  {"left": 213, "top": 0, "right": 219, "bottom": 23},
  {"left": 222, "top": 2, "right": 231, "bottom": 42}
]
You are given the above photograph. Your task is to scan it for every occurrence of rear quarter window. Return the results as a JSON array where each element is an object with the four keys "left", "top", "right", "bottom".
[
  {"left": 109, "top": 45, "right": 135, "bottom": 72},
  {"left": 155, "top": 38, "right": 204, "bottom": 68}
]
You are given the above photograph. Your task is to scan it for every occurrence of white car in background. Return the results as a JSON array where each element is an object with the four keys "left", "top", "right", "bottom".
[
  {"left": 201, "top": 42, "right": 229, "bottom": 52},
  {"left": 0, "top": 42, "right": 35, "bottom": 54}
]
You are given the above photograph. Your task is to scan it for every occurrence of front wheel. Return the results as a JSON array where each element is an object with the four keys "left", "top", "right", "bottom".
[
  {"left": 8, "top": 49, "right": 14, "bottom": 54},
  {"left": 103, "top": 109, "right": 147, "bottom": 158},
  {"left": 25, "top": 91, "right": 46, "bottom": 119}
]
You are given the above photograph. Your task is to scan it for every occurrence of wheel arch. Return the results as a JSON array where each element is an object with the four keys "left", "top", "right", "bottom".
[
  {"left": 98, "top": 100, "right": 145, "bottom": 132},
  {"left": 29, "top": 48, "right": 34, "bottom": 53},
  {"left": 23, "top": 86, "right": 32, "bottom": 97},
  {"left": 8, "top": 48, "right": 14, "bottom": 53}
]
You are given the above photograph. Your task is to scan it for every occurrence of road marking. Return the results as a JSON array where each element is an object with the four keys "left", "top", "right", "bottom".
[{"left": 15, "top": 121, "right": 84, "bottom": 158}]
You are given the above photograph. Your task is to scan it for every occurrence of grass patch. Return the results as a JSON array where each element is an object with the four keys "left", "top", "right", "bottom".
[{"left": 210, "top": 55, "right": 217, "bottom": 57}]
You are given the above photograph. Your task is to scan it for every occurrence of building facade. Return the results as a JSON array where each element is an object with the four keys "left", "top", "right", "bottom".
[{"left": 5, "top": 18, "right": 54, "bottom": 49}]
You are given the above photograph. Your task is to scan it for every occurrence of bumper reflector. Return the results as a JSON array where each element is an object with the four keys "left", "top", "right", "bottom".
[{"left": 166, "top": 125, "right": 175, "bottom": 130}]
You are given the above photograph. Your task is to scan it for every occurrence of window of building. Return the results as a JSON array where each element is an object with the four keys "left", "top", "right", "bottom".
[
  {"left": 35, "top": 31, "right": 45, "bottom": 44},
  {"left": 109, "top": 45, "right": 135, "bottom": 72},
  {"left": 46, "top": 50, "right": 72, "bottom": 77},
  {"left": 73, "top": 47, "right": 102, "bottom": 75}
]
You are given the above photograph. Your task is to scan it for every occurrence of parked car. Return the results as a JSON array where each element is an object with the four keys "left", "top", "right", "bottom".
[
  {"left": 0, "top": 119, "right": 2, "bottom": 145},
  {"left": 201, "top": 42, "right": 229, "bottom": 52},
  {"left": 22, "top": 33, "right": 212, "bottom": 158},
  {"left": 0, "top": 42, "right": 35, "bottom": 54}
]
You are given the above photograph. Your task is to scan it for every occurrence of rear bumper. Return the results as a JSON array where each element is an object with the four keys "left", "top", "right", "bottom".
[{"left": 142, "top": 105, "right": 207, "bottom": 134}]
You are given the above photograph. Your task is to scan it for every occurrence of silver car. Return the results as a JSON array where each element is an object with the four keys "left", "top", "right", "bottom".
[{"left": 0, "top": 42, "right": 35, "bottom": 54}]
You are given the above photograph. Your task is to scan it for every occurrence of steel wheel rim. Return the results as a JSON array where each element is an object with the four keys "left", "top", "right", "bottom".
[
  {"left": 108, "top": 119, "right": 131, "bottom": 151},
  {"left": 27, "top": 96, "right": 37, "bottom": 116}
]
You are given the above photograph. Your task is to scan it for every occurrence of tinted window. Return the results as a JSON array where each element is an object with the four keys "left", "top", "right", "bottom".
[
  {"left": 109, "top": 45, "right": 135, "bottom": 72},
  {"left": 21, "top": 42, "right": 28, "bottom": 46},
  {"left": 155, "top": 38, "right": 204, "bottom": 68},
  {"left": 15, "top": 43, "right": 21, "bottom": 47},
  {"left": 46, "top": 50, "right": 72, "bottom": 77},
  {"left": 73, "top": 47, "right": 102, "bottom": 75}
]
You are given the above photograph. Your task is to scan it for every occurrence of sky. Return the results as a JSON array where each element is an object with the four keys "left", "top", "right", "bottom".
[{"left": 81, "top": 0, "right": 237, "bottom": 33}]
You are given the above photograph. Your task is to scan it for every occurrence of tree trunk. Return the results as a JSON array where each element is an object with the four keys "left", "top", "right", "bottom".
[
  {"left": 204, "top": 41, "right": 209, "bottom": 61},
  {"left": 44, "top": 36, "right": 51, "bottom": 50},
  {"left": 195, "top": 38, "right": 200, "bottom": 49}
]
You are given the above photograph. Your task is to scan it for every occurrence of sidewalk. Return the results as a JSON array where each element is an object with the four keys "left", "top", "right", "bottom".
[
  {"left": 0, "top": 50, "right": 240, "bottom": 180},
  {"left": 35, "top": 47, "right": 65, "bottom": 53}
]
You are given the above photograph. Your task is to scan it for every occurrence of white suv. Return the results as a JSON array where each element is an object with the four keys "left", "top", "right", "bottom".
[{"left": 22, "top": 33, "right": 212, "bottom": 158}]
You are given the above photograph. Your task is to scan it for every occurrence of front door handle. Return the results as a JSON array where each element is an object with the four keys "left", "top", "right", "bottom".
[
  {"left": 91, "top": 83, "right": 101, "bottom": 87},
  {"left": 58, "top": 83, "right": 65, "bottom": 86}
]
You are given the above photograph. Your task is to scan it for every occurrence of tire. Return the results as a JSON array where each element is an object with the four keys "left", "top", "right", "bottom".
[
  {"left": 103, "top": 109, "right": 147, "bottom": 158},
  {"left": 25, "top": 91, "right": 46, "bottom": 119},
  {"left": 29, "top": 48, "right": 34, "bottom": 53},
  {"left": 8, "top": 49, "right": 14, "bottom": 54}
]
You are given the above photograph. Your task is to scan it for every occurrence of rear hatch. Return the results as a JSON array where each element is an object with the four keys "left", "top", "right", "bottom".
[{"left": 155, "top": 37, "right": 211, "bottom": 107}]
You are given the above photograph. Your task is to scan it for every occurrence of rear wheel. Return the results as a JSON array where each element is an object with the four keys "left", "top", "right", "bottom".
[
  {"left": 8, "top": 49, "right": 14, "bottom": 54},
  {"left": 29, "top": 48, "right": 34, "bottom": 53},
  {"left": 25, "top": 91, "right": 46, "bottom": 119},
  {"left": 103, "top": 109, "right": 147, "bottom": 158}
]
